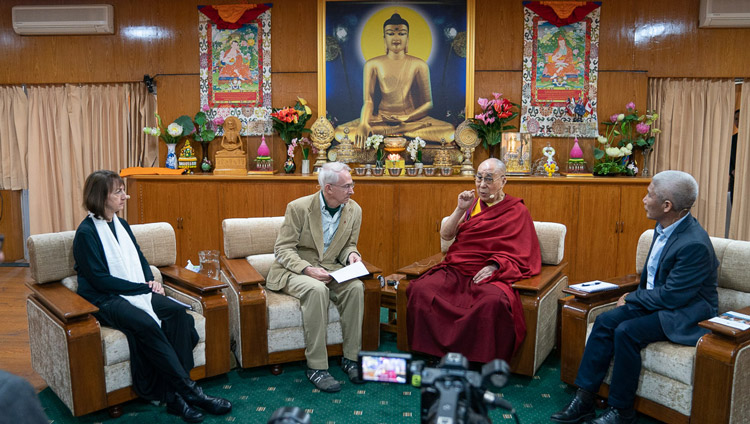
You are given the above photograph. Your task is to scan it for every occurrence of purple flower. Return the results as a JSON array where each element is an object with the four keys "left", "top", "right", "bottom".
[
  {"left": 202, "top": 104, "right": 210, "bottom": 112},
  {"left": 626, "top": 102, "right": 636, "bottom": 110},
  {"left": 610, "top": 114, "right": 619, "bottom": 123},
  {"left": 492, "top": 92, "right": 502, "bottom": 100},
  {"left": 477, "top": 97, "right": 489, "bottom": 110},
  {"left": 636, "top": 123, "right": 650, "bottom": 134}
]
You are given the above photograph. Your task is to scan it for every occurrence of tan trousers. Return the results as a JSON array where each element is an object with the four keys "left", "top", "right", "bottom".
[{"left": 283, "top": 275, "right": 364, "bottom": 370}]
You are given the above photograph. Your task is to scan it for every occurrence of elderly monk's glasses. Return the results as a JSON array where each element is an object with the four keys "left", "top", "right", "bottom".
[{"left": 475, "top": 174, "right": 503, "bottom": 184}]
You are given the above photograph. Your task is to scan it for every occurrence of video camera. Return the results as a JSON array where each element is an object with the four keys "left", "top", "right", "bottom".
[{"left": 359, "top": 351, "right": 519, "bottom": 424}]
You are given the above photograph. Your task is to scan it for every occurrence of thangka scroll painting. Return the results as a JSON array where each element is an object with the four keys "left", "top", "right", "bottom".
[
  {"left": 198, "top": 4, "right": 271, "bottom": 136},
  {"left": 521, "top": 2, "right": 601, "bottom": 137}
]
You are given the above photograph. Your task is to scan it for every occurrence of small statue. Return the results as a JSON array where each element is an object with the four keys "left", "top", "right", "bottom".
[
  {"left": 216, "top": 116, "right": 244, "bottom": 156},
  {"left": 178, "top": 139, "right": 198, "bottom": 173}
]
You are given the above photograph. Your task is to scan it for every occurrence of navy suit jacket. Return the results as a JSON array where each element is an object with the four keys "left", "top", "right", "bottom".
[{"left": 625, "top": 215, "right": 719, "bottom": 346}]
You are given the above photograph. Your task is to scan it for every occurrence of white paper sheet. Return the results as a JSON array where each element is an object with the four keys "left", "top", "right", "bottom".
[
  {"left": 569, "top": 280, "right": 619, "bottom": 293},
  {"left": 329, "top": 261, "right": 368, "bottom": 283}
]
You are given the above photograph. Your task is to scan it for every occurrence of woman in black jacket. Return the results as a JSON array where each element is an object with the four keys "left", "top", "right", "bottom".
[{"left": 73, "top": 170, "right": 230, "bottom": 423}]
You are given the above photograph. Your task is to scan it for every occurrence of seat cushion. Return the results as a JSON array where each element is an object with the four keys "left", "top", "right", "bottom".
[
  {"left": 586, "top": 324, "right": 696, "bottom": 386},
  {"left": 266, "top": 289, "right": 341, "bottom": 330},
  {"left": 102, "top": 310, "right": 206, "bottom": 365}
]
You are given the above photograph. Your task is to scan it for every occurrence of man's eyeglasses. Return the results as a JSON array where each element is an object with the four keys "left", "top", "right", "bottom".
[
  {"left": 332, "top": 182, "right": 355, "bottom": 190},
  {"left": 475, "top": 174, "right": 503, "bottom": 184}
]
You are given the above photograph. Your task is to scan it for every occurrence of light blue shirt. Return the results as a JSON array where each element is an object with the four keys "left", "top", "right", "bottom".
[
  {"left": 319, "top": 191, "right": 342, "bottom": 252},
  {"left": 646, "top": 213, "right": 691, "bottom": 290}
]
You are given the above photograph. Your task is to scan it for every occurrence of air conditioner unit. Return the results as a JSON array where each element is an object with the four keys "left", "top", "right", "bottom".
[
  {"left": 12, "top": 4, "right": 114, "bottom": 35},
  {"left": 699, "top": 0, "right": 750, "bottom": 28}
]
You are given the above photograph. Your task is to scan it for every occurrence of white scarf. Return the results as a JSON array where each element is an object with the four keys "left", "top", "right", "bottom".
[{"left": 89, "top": 213, "right": 161, "bottom": 326}]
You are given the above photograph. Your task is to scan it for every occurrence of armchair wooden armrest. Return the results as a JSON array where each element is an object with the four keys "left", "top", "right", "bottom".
[
  {"left": 397, "top": 253, "right": 445, "bottom": 277},
  {"left": 159, "top": 265, "right": 230, "bottom": 377},
  {"left": 25, "top": 282, "right": 98, "bottom": 323},
  {"left": 559, "top": 274, "right": 640, "bottom": 385},
  {"left": 513, "top": 263, "right": 567, "bottom": 293},
  {"left": 690, "top": 306, "right": 750, "bottom": 423},
  {"left": 159, "top": 265, "right": 228, "bottom": 293},
  {"left": 221, "top": 256, "right": 265, "bottom": 288},
  {"left": 361, "top": 260, "right": 381, "bottom": 277}
]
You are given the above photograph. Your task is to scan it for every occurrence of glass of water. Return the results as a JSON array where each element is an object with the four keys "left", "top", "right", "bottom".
[{"left": 198, "top": 250, "right": 220, "bottom": 280}]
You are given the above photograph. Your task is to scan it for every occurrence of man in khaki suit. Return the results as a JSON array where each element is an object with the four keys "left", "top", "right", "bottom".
[{"left": 266, "top": 162, "right": 364, "bottom": 392}]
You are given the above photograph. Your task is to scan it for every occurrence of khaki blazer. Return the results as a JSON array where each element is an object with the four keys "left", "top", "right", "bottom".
[{"left": 266, "top": 192, "right": 362, "bottom": 291}]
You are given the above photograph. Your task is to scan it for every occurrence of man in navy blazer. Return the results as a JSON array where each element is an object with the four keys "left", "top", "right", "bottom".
[{"left": 552, "top": 170, "right": 718, "bottom": 424}]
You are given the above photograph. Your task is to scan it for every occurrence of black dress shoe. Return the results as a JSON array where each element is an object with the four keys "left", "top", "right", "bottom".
[
  {"left": 182, "top": 379, "right": 232, "bottom": 415},
  {"left": 166, "top": 392, "right": 204, "bottom": 423},
  {"left": 551, "top": 389, "right": 596, "bottom": 423},
  {"left": 586, "top": 406, "right": 637, "bottom": 424}
]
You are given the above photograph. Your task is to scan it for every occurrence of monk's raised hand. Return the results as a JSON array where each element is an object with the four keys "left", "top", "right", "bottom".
[
  {"left": 472, "top": 264, "right": 498, "bottom": 284},
  {"left": 457, "top": 189, "right": 475, "bottom": 211}
]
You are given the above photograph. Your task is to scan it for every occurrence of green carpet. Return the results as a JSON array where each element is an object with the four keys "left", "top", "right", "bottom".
[{"left": 38, "top": 320, "right": 663, "bottom": 423}]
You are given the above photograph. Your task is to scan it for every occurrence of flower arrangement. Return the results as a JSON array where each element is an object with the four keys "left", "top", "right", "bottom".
[
  {"left": 594, "top": 102, "right": 660, "bottom": 176},
  {"left": 365, "top": 134, "right": 385, "bottom": 166},
  {"left": 143, "top": 113, "right": 195, "bottom": 144},
  {"left": 387, "top": 153, "right": 401, "bottom": 162},
  {"left": 287, "top": 137, "right": 318, "bottom": 160},
  {"left": 468, "top": 92, "right": 519, "bottom": 150},
  {"left": 406, "top": 136, "right": 426, "bottom": 163},
  {"left": 192, "top": 105, "right": 220, "bottom": 144},
  {"left": 270, "top": 97, "right": 312, "bottom": 146}
]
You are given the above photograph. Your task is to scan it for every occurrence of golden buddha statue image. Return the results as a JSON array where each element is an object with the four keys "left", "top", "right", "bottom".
[
  {"left": 333, "top": 12, "right": 455, "bottom": 148},
  {"left": 177, "top": 139, "right": 198, "bottom": 173},
  {"left": 214, "top": 116, "right": 247, "bottom": 175}
]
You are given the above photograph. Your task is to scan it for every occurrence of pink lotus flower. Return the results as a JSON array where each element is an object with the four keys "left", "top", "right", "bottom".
[
  {"left": 213, "top": 117, "right": 225, "bottom": 126},
  {"left": 202, "top": 104, "right": 210, "bottom": 112},
  {"left": 636, "top": 123, "right": 650, "bottom": 134},
  {"left": 626, "top": 102, "right": 636, "bottom": 110},
  {"left": 610, "top": 114, "right": 619, "bottom": 123}
]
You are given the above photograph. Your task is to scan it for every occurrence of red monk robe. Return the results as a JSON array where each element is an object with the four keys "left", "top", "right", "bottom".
[{"left": 406, "top": 194, "right": 541, "bottom": 363}]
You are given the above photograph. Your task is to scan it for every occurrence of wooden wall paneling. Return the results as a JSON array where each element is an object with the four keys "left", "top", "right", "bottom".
[
  {"left": 262, "top": 180, "right": 319, "bottom": 217},
  {"left": 574, "top": 184, "right": 621, "bottom": 283},
  {"left": 525, "top": 183, "right": 579, "bottom": 279},
  {"left": 503, "top": 180, "right": 530, "bottom": 206},
  {"left": 180, "top": 182, "right": 221, "bottom": 265},
  {"left": 218, "top": 180, "right": 265, "bottom": 222},
  {"left": 349, "top": 182, "right": 395, "bottom": 274},
  {"left": 597, "top": 0, "right": 637, "bottom": 71},
  {"left": 271, "top": 0, "right": 317, "bottom": 72},
  {"left": 394, "top": 181, "right": 464, "bottom": 269},
  {"left": 0, "top": 190, "right": 24, "bottom": 262},
  {"left": 635, "top": 0, "right": 750, "bottom": 78},
  {"left": 475, "top": 0, "right": 523, "bottom": 71},
  {"left": 616, "top": 184, "right": 653, "bottom": 276}
]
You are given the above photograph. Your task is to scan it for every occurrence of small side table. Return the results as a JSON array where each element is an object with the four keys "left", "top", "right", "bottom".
[{"left": 380, "top": 273, "right": 405, "bottom": 334}]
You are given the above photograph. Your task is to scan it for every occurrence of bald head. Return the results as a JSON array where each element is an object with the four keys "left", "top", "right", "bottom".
[{"left": 477, "top": 158, "right": 506, "bottom": 175}]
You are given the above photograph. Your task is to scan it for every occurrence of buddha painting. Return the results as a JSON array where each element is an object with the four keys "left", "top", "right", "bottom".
[{"left": 327, "top": 5, "right": 468, "bottom": 149}]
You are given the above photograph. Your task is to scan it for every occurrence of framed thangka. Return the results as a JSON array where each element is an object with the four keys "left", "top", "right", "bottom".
[
  {"left": 198, "top": 4, "right": 272, "bottom": 136},
  {"left": 521, "top": 2, "right": 601, "bottom": 138},
  {"left": 318, "top": 0, "right": 475, "bottom": 164}
]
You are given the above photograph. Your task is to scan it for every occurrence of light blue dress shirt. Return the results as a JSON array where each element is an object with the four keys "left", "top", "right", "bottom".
[
  {"left": 319, "top": 191, "right": 342, "bottom": 252},
  {"left": 646, "top": 213, "right": 691, "bottom": 290}
]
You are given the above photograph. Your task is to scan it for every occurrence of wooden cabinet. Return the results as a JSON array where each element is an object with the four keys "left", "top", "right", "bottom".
[
  {"left": 126, "top": 175, "right": 651, "bottom": 282},
  {"left": 574, "top": 183, "right": 653, "bottom": 282},
  {"left": 131, "top": 180, "right": 221, "bottom": 266}
]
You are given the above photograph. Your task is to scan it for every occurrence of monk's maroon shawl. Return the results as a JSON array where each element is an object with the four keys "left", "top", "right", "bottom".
[{"left": 407, "top": 195, "right": 541, "bottom": 362}]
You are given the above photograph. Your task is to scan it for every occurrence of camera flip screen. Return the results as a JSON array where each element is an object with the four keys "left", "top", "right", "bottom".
[{"left": 359, "top": 353, "right": 409, "bottom": 384}]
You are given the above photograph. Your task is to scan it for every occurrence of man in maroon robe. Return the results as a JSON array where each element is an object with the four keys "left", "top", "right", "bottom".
[{"left": 406, "top": 159, "right": 541, "bottom": 363}]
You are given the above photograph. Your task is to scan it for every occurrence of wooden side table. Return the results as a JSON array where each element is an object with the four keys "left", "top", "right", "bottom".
[{"left": 380, "top": 273, "right": 405, "bottom": 334}]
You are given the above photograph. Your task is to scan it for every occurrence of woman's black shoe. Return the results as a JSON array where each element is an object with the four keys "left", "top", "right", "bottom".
[
  {"left": 166, "top": 392, "right": 204, "bottom": 423},
  {"left": 182, "top": 380, "right": 232, "bottom": 415}
]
